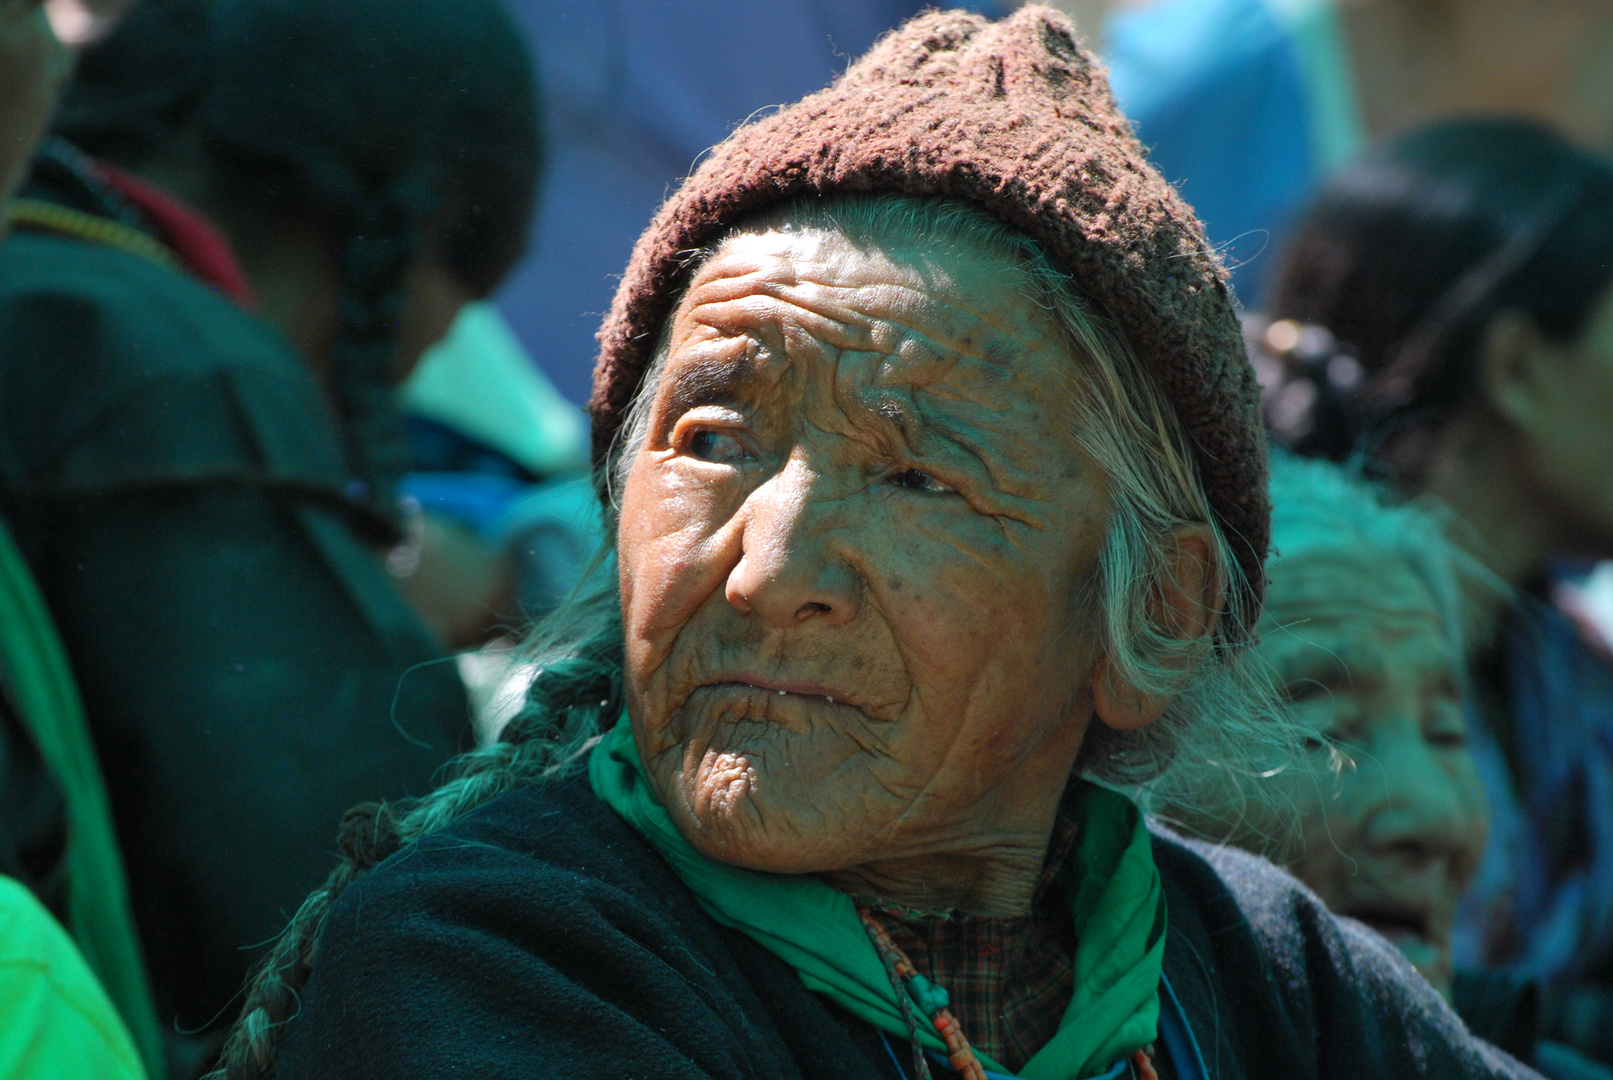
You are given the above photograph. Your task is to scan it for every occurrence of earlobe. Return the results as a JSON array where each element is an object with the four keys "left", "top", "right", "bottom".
[
  {"left": 1089, "top": 524, "right": 1221, "bottom": 733},
  {"left": 1479, "top": 310, "right": 1550, "bottom": 431},
  {"left": 1092, "top": 654, "right": 1171, "bottom": 731}
]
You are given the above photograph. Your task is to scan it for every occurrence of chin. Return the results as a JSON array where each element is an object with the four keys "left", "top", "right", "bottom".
[
  {"left": 679, "top": 804, "right": 854, "bottom": 875},
  {"left": 670, "top": 764, "right": 871, "bottom": 875}
]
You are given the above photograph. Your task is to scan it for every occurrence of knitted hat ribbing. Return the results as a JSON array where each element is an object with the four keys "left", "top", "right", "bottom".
[{"left": 589, "top": 5, "right": 1270, "bottom": 627}]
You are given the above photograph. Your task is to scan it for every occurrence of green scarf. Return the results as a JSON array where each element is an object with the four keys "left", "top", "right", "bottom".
[{"left": 588, "top": 717, "right": 1165, "bottom": 1079}]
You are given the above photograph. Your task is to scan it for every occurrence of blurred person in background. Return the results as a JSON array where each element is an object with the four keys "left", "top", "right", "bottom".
[
  {"left": 390, "top": 300, "right": 598, "bottom": 651},
  {"left": 493, "top": 0, "right": 1005, "bottom": 409},
  {"left": 1160, "top": 451, "right": 1608, "bottom": 1080},
  {"left": 0, "top": 0, "right": 540, "bottom": 1071},
  {"left": 1101, "top": 0, "right": 1613, "bottom": 304},
  {"left": 1, "top": 2, "right": 153, "bottom": 1077},
  {"left": 1252, "top": 117, "right": 1613, "bottom": 1065},
  {"left": 390, "top": 299, "right": 605, "bottom": 736}
]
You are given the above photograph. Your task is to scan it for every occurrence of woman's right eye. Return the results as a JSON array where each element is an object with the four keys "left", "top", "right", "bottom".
[
  {"left": 684, "top": 428, "right": 748, "bottom": 464},
  {"left": 1284, "top": 677, "right": 1335, "bottom": 706},
  {"left": 1303, "top": 729, "right": 1342, "bottom": 752}
]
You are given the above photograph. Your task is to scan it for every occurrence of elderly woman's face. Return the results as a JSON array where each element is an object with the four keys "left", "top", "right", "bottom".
[
  {"left": 1258, "top": 552, "right": 1487, "bottom": 996},
  {"left": 615, "top": 226, "right": 1116, "bottom": 892}
]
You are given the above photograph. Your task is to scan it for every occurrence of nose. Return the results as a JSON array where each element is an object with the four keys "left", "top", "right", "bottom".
[
  {"left": 1359, "top": 722, "right": 1482, "bottom": 870},
  {"left": 725, "top": 455, "right": 862, "bottom": 628}
]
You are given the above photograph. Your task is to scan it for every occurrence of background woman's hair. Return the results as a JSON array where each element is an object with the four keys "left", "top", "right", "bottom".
[
  {"left": 53, "top": 0, "right": 542, "bottom": 526},
  {"left": 1263, "top": 450, "right": 1503, "bottom": 657},
  {"left": 211, "top": 194, "right": 1296, "bottom": 1076},
  {"left": 1267, "top": 118, "right": 1613, "bottom": 471}
]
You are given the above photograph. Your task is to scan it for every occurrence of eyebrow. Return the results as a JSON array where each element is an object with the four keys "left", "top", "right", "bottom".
[{"left": 662, "top": 355, "right": 750, "bottom": 415}]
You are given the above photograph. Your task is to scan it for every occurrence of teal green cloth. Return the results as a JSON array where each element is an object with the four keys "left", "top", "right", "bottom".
[
  {"left": 588, "top": 716, "right": 1165, "bottom": 1079},
  {"left": 0, "top": 523, "right": 166, "bottom": 1078},
  {"left": 0, "top": 875, "right": 147, "bottom": 1080}
]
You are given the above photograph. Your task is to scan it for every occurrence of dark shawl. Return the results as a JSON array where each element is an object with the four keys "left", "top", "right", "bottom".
[{"left": 275, "top": 774, "right": 1536, "bottom": 1080}]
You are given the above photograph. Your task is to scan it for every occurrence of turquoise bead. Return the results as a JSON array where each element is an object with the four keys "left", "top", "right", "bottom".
[{"left": 904, "top": 974, "right": 950, "bottom": 1018}]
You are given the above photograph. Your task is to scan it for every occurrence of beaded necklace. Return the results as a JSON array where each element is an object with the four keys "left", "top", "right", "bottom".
[
  {"left": 856, "top": 905, "right": 1160, "bottom": 1080},
  {"left": 7, "top": 198, "right": 178, "bottom": 271}
]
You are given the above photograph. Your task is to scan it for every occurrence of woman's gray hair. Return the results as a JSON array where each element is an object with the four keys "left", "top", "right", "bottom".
[{"left": 1262, "top": 450, "right": 1503, "bottom": 660}]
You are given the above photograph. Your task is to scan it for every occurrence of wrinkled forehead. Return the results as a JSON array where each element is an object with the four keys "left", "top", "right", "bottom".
[
  {"left": 1267, "top": 549, "right": 1442, "bottom": 620},
  {"left": 659, "top": 225, "right": 1070, "bottom": 405},
  {"left": 1260, "top": 550, "right": 1458, "bottom": 665}
]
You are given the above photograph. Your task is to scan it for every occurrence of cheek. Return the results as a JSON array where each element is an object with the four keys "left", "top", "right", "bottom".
[
  {"left": 858, "top": 505, "right": 1092, "bottom": 737},
  {"left": 1282, "top": 766, "right": 1363, "bottom": 901},
  {"left": 1445, "top": 754, "right": 1490, "bottom": 879},
  {"left": 618, "top": 460, "right": 743, "bottom": 663},
  {"left": 1536, "top": 358, "right": 1613, "bottom": 530}
]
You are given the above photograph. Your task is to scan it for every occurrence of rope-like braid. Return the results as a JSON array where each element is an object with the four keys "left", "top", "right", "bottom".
[
  {"left": 327, "top": 182, "right": 432, "bottom": 535},
  {"left": 208, "top": 594, "right": 625, "bottom": 1079}
]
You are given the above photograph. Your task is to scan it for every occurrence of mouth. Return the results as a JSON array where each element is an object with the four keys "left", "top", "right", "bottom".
[
  {"left": 1338, "top": 900, "right": 1433, "bottom": 945},
  {"left": 700, "top": 674, "right": 861, "bottom": 709}
]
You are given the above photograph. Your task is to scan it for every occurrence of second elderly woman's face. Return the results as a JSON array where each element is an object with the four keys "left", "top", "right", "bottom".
[
  {"left": 1258, "top": 552, "right": 1487, "bottom": 996},
  {"left": 616, "top": 224, "right": 1119, "bottom": 896}
]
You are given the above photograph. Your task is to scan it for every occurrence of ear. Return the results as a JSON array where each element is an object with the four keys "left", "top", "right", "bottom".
[
  {"left": 1478, "top": 309, "right": 1558, "bottom": 435},
  {"left": 1090, "top": 524, "right": 1221, "bottom": 733}
]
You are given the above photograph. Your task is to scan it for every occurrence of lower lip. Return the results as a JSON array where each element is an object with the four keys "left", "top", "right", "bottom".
[
  {"left": 1378, "top": 931, "right": 1441, "bottom": 971},
  {"left": 708, "top": 682, "right": 844, "bottom": 705}
]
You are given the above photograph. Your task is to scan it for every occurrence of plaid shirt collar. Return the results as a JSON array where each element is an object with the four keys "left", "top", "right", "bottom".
[{"left": 863, "top": 813, "right": 1080, "bottom": 1073}]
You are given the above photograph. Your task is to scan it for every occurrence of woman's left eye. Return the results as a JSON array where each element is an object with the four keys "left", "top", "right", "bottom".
[
  {"left": 1426, "top": 717, "right": 1469, "bottom": 749},
  {"left": 889, "top": 467, "right": 952, "bottom": 494}
]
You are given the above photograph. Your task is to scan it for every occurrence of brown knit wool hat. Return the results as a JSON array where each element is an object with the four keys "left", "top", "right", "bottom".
[{"left": 589, "top": 5, "right": 1270, "bottom": 628}]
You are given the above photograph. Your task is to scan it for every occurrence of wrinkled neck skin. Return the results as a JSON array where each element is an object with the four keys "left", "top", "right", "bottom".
[
  {"left": 820, "top": 690, "right": 1097, "bottom": 917},
  {"left": 817, "top": 838, "right": 1062, "bottom": 917}
]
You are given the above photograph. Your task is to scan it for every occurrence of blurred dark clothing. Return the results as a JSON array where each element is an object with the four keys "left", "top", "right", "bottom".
[
  {"left": 1454, "top": 968, "right": 1541, "bottom": 1065},
  {"left": 1457, "top": 596, "right": 1613, "bottom": 1064},
  {"left": 272, "top": 776, "right": 1536, "bottom": 1080},
  {"left": 1446, "top": 968, "right": 1613, "bottom": 1080},
  {"left": 0, "top": 147, "right": 469, "bottom": 1048},
  {"left": 493, "top": 0, "right": 1003, "bottom": 406}
]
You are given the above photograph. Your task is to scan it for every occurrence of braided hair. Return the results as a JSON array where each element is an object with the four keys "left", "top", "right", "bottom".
[
  {"left": 54, "top": 0, "right": 542, "bottom": 529},
  {"left": 211, "top": 569, "right": 625, "bottom": 1078},
  {"left": 1264, "top": 118, "right": 1613, "bottom": 474}
]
